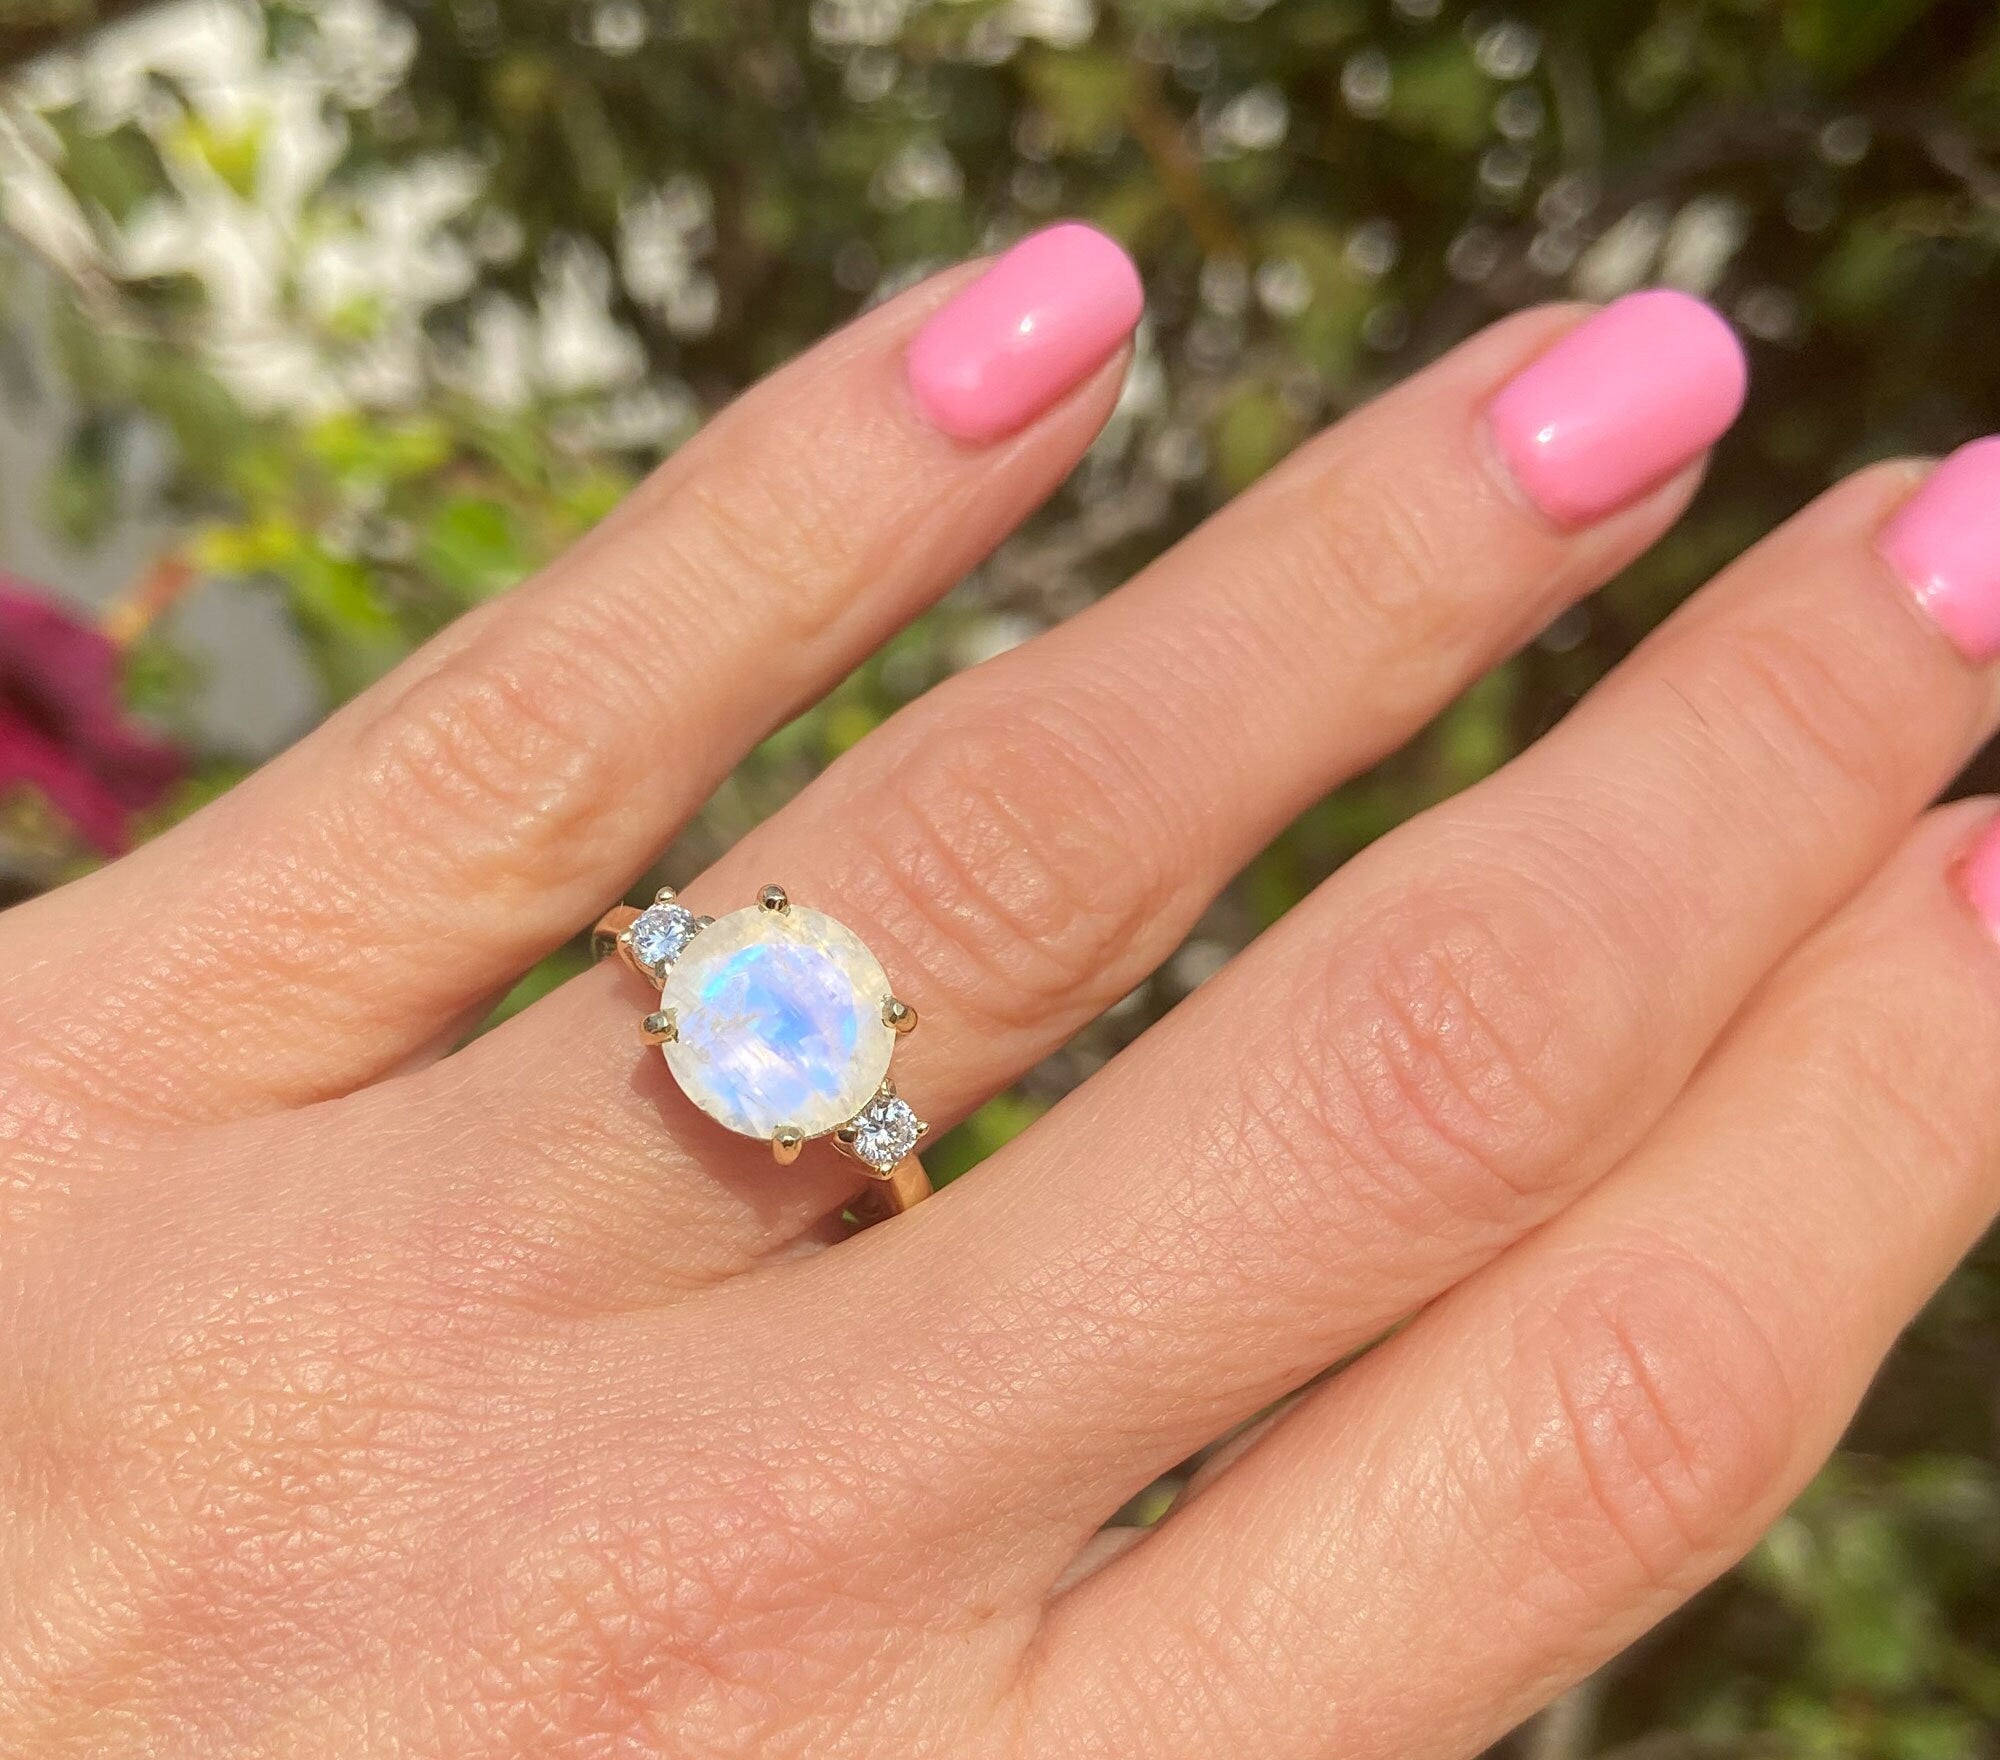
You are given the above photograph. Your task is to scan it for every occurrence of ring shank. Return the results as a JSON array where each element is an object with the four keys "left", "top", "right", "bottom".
[
  {"left": 870, "top": 1155, "right": 933, "bottom": 1216},
  {"left": 593, "top": 904, "right": 642, "bottom": 971}
]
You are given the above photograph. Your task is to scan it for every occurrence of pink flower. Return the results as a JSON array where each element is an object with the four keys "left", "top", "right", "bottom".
[{"left": 0, "top": 576, "right": 183, "bottom": 854}]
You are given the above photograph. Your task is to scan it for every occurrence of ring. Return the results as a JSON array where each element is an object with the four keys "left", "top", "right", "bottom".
[{"left": 594, "top": 885, "right": 932, "bottom": 1219}]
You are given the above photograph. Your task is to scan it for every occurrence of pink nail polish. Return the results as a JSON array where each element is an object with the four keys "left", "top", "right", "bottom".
[
  {"left": 1489, "top": 289, "right": 1749, "bottom": 526},
  {"left": 1957, "top": 818, "right": 2000, "bottom": 939},
  {"left": 906, "top": 223, "right": 1144, "bottom": 444},
  {"left": 1879, "top": 439, "right": 2000, "bottom": 664}
]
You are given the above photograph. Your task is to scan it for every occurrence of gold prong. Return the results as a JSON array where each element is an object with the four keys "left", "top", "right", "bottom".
[
  {"left": 592, "top": 904, "right": 645, "bottom": 971},
  {"left": 772, "top": 1126, "right": 805, "bottom": 1165},
  {"left": 653, "top": 885, "right": 678, "bottom": 905},
  {"left": 883, "top": 997, "right": 917, "bottom": 1035},
  {"left": 758, "top": 884, "right": 789, "bottom": 914},
  {"left": 640, "top": 1010, "right": 677, "bottom": 1045},
  {"left": 613, "top": 926, "right": 655, "bottom": 981},
  {"left": 695, "top": 914, "right": 715, "bottom": 931}
]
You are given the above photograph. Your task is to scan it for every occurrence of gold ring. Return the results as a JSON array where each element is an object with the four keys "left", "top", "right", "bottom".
[{"left": 594, "top": 886, "right": 932, "bottom": 1220}]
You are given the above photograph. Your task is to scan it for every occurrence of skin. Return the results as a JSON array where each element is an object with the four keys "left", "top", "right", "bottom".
[{"left": 3, "top": 264, "right": 1999, "bottom": 1759}]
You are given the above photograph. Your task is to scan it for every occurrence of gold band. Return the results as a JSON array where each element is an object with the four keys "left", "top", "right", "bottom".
[
  {"left": 592, "top": 903, "right": 642, "bottom": 966},
  {"left": 593, "top": 903, "right": 932, "bottom": 1219},
  {"left": 846, "top": 1153, "right": 933, "bottom": 1221}
]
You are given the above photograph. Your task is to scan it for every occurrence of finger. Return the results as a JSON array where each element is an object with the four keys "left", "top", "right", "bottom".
[
  {"left": 390, "top": 294, "right": 1745, "bottom": 1295},
  {"left": 0, "top": 227, "right": 1143, "bottom": 1128},
  {"left": 815, "top": 444, "right": 2000, "bottom": 1540},
  {"left": 1022, "top": 802, "right": 2000, "bottom": 1760}
]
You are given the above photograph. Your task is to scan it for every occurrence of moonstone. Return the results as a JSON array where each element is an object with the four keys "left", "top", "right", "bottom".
[{"left": 661, "top": 905, "right": 895, "bottom": 1140}]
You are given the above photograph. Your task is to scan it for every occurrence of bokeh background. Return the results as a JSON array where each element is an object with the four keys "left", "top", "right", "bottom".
[{"left": 3, "top": 0, "right": 1998, "bottom": 1751}]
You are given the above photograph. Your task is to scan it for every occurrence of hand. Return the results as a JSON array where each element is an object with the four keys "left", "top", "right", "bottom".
[{"left": 6, "top": 225, "right": 2000, "bottom": 1760}]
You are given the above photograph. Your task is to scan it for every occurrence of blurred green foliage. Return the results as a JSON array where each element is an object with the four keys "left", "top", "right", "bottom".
[{"left": 3, "top": 0, "right": 1999, "bottom": 1752}]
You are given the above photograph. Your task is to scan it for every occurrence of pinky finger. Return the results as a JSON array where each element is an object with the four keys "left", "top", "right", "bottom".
[{"left": 1020, "top": 800, "right": 2000, "bottom": 1760}]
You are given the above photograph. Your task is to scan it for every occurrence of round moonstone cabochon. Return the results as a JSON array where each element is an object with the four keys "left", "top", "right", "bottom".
[{"left": 661, "top": 905, "right": 896, "bottom": 1140}]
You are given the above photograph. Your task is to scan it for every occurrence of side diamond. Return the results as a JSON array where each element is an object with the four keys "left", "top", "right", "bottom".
[
  {"left": 845, "top": 1090, "right": 924, "bottom": 1171},
  {"left": 629, "top": 902, "right": 700, "bottom": 976}
]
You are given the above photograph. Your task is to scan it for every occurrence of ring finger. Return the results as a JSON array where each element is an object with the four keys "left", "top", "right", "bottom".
[{"left": 376, "top": 292, "right": 1746, "bottom": 1296}]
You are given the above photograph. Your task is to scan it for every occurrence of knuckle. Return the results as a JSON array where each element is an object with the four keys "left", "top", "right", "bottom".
[
  {"left": 1777, "top": 945, "right": 1998, "bottom": 1213},
  {"left": 1241, "top": 883, "right": 1594, "bottom": 1251},
  {"left": 1664, "top": 612, "right": 1912, "bottom": 834},
  {"left": 841, "top": 696, "right": 1189, "bottom": 1032},
  {"left": 1814, "top": 986, "right": 1978, "bottom": 1169},
  {"left": 1508, "top": 1249, "right": 1797, "bottom": 1597},
  {"left": 350, "top": 606, "right": 650, "bottom": 895},
  {"left": 665, "top": 420, "right": 876, "bottom": 648},
  {"left": 1285, "top": 453, "right": 1457, "bottom": 646}
]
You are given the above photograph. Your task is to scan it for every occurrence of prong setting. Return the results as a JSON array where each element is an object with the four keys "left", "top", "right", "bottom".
[
  {"left": 624, "top": 896, "right": 702, "bottom": 978},
  {"left": 835, "top": 1084, "right": 927, "bottom": 1173},
  {"left": 611, "top": 925, "right": 648, "bottom": 980},
  {"left": 624, "top": 885, "right": 923, "bottom": 1182}
]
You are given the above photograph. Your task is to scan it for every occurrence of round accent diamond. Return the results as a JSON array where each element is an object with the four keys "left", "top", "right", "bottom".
[
  {"left": 660, "top": 905, "right": 895, "bottom": 1140},
  {"left": 629, "top": 902, "right": 700, "bottom": 975},
  {"left": 847, "top": 1091, "right": 923, "bottom": 1171}
]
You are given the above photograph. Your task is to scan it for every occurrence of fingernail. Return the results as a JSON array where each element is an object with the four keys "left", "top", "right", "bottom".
[
  {"left": 1957, "top": 817, "right": 2000, "bottom": 939},
  {"left": 1879, "top": 438, "right": 2000, "bottom": 664},
  {"left": 906, "top": 223, "right": 1144, "bottom": 444},
  {"left": 1489, "top": 289, "right": 1749, "bottom": 526}
]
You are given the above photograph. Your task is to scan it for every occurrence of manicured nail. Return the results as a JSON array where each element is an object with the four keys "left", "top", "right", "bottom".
[
  {"left": 1489, "top": 289, "right": 1749, "bottom": 526},
  {"left": 1957, "top": 818, "right": 2000, "bottom": 939},
  {"left": 906, "top": 222, "right": 1144, "bottom": 444},
  {"left": 1879, "top": 438, "right": 2000, "bottom": 664}
]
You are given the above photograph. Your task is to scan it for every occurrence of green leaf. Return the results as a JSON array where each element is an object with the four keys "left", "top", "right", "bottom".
[
  {"left": 1785, "top": 0, "right": 1939, "bottom": 85},
  {"left": 1815, "top": 208, "right": 1928, "bottom": 324},
  {"left": 281, "top": 545, "right": 410, "bottom": 696},
  {"left": 479, "top": 944, "right": 592, "bottom": 1032},
  {"left": 925, "top": 1090, "right": 1047, "bottom": 1186},
  {"left": 1385, "top": 43, "right": 1493, "bottom": 153},
  {"left": 418, "top": 496, "right": 529, "bottom": 601},
  {"left": 43, "top": 418, "right": 118, "bottom": 548},
  {"left": 168, "top": 112, "right": 267, "bottom": 201},
  {"left": 1211, "top": 382, "right": 1299, "bottom": 493},
  {"left": 1019, "top": 46, "right": 1137, "bottom": 152},
  {"left": 45, "top": 109, "right": 169, "bottom": 228},
  {"left": 306, "top": 413, "right": 453, "bottom": 487},
  {"left": 1433, "top": 667, "right": 1518, "bottom": 791},
  {"left": 134, "top": 352, "right": 246, "bottom": 472}
]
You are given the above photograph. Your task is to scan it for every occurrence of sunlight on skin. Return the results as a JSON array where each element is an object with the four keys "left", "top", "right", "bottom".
[{"left": 1, "top": 231, "right": 1998, "bottom": 1760}]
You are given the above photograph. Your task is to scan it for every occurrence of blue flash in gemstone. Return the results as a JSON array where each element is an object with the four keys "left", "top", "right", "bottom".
[{"left": 660, "top": 905, "right": 895, "bottom": 1140}]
